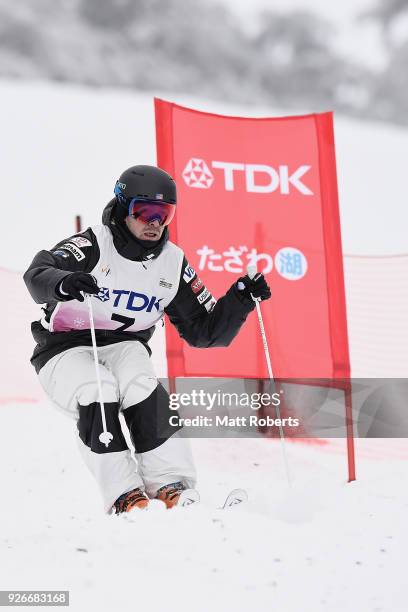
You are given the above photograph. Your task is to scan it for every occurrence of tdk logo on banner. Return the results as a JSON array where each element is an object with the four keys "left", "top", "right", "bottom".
[
  {"left": 95, "top": 288, "right": 163, "bottom": 312},
  {"left": 182, "top": 158, "right": 313, "bottom": 195}
]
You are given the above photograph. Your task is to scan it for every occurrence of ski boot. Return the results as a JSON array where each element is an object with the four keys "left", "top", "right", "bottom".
[
  {"left": 156, "top": 481, "right": 187, "bottom": 509},
  {"left": 113, "top": 487, "right": 149, "bottom": 514}
]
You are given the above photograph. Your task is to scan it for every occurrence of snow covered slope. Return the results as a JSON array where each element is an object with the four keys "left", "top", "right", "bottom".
[
  {"left": 0, "top": 80, "right": 407, "bottom": 612},
  {"left": 1, "top": 400, "right": 407, "bottom": 612}
]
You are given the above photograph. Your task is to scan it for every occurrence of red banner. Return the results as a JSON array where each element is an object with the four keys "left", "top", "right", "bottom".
[{"left": 155, "top": 98, "right": 350, "bottom": 380}]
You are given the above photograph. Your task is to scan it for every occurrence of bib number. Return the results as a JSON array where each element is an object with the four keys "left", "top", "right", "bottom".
[{"left": 111, "top": 313, "right": 136, "bottom": 331}]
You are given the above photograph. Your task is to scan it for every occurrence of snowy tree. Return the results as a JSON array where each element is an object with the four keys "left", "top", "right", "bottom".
[
  {"left": 364, "top": 0, "right": 408, "bottom": 30},
  {"left": 253, "top": 10, "right": 369, "bottom": 113},
  {"left": 360, "top": 0, "right": 408, "bottom": 123},
  {"left": 78, "top": 0, "right": 145, "bottom": 30}
]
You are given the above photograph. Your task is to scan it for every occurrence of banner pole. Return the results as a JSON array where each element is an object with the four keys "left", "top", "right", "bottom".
[
  {"left": 169, "top": 377, "right": 177, "bottom": 397},
  {"left": 344, "top": 384, "right": 356, "bottom": 482}
]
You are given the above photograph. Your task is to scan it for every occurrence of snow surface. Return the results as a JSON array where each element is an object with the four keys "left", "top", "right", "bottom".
[
  {"left": 1, "top": 79, "right": 407, "bottom": 611},
  {"left": 1, "top": 400, "right": 407, "bottom": 612}
]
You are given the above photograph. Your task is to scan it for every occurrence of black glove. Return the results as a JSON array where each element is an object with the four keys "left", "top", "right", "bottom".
[
  {"left": 236, "top": 273, "right": 271, "bottom": 301},
  {"left": 58, "top": 272, "right": 100, "bottom": 302}
]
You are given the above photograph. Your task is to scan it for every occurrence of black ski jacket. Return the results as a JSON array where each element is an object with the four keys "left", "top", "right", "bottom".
[{"left": 24, "top": 200, "right": 255, "bottom": 373}]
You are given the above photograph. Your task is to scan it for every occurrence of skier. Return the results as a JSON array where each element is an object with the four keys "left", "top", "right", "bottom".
[{"left": 24, "top": 165, "right": 271, "bottom": 514}]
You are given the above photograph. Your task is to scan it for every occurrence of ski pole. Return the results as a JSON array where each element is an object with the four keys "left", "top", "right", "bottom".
[
  {"left": 246, "top": 265, "right": 292, "bottom": 487},
  {"left": 85, "top": 293, "right": 113, "bottom": 448}
]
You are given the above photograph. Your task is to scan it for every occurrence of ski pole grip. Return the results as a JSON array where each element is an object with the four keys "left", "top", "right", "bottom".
[
  {"left": 246, "top": 264, "right": 257, "bottom": 280},
  {"left": 246, "top": 264, "right": 260, "bottom": 303}
]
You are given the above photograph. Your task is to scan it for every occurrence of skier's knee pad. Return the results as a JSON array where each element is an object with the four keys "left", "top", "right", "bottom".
[
  {"left": 123, "top": 383, "right": 182, "bottom": 453},
  {"left": 77, "top": 402, "right": 128, "bottom": 454}
]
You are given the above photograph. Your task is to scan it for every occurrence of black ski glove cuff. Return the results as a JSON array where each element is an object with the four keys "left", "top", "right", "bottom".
[{"left": 57, "top": 272, "right": 100, "bottom": 302}]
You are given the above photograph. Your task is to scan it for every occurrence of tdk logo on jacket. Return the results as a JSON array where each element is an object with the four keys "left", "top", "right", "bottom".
[{"left": 95, "top": 287, "right": 163, "bottom": 312}]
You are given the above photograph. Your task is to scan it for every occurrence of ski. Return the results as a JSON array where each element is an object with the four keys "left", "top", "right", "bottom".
[
  {"left": 175, "top": 488, "right": 248, "bottom": 509},
  {"left": 221, "top": 488, "right": 248, "bottom": 509},
  {"left": 176, "top": 488, "right": 200, "bottom": 507},
  {"left": 119, "top": 488, "right": 247, "bottom": 517}
]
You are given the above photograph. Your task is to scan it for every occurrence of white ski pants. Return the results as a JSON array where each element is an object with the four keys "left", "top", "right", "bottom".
[{"left": 38, "top": 340, "right": 196, "bottom": 513}]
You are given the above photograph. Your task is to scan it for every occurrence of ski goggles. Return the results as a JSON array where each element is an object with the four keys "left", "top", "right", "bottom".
[
  {"left": 127, "top": 199, "right": 176, "bottom": 226},
  {"left": 114, "top": 183, "right": 176, "bottom": 226}
]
